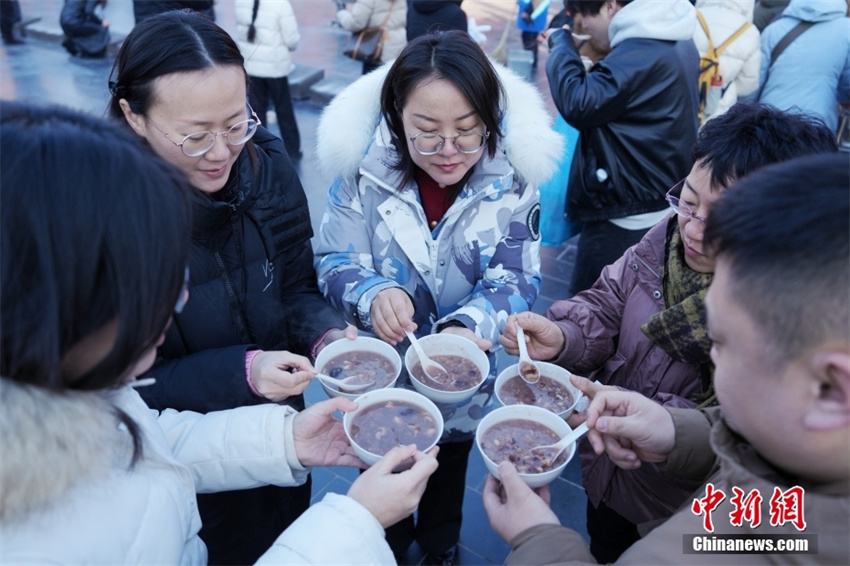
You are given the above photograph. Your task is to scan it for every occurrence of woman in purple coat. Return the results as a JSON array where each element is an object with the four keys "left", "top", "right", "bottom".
[{"left": 500, "top": 102, "right": 837, "bottom": 563}]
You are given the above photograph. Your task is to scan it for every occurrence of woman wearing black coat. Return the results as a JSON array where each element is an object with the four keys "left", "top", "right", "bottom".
[{"left": 108, "top": 11, "right": 353, "bottom": 565}]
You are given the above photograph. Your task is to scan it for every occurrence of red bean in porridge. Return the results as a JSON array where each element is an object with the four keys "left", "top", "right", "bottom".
[
  {"left": 410, "top": 354, "right": 482, "bottom": 391},
  {"left": 349, "top": 400, "right": 440, "bottom": 455},
  {"left": 321, "top": 351, "right": 395, "bottom": 392},
  {"left": 498, "top": 375, "right": 574, "bottom": 413},
  {"left": 479, "top": 418, "right": 568, "bottom": 474}
]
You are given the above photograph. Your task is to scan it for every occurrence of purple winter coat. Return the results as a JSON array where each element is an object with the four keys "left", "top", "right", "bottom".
[{"left": 546, "top": 214, "right": 707, "bottom": 525}]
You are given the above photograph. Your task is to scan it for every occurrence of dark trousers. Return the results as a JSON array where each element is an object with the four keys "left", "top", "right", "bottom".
[
  {"left": 569, "top": 220, "right": 651, "bottom": 296},
  {"left": 197, "top": 480, "right": 311, "bottom": 565},
  {"left": 521, "top": 30, "right": 539, "bottom": 67},
  {"left": 385, "top": 439, "right": 473, "bottom": 560},
  {"left": 586, "top": 499, "right": 641, "bottom": 563},
  {"left": 362, "top": 58, "right": 382, "bottom": 75},
  {"left": 248, "top": 75, "right": 301, "bottom": 160},
  {"left": 0, "top": 0, "right": 21, "bottom": 41}
]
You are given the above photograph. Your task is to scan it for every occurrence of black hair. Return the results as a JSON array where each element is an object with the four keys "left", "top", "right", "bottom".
[
  {"left": 380, "top": 30, "right": 505, "bottom": 191},
  {"left": 704, "top": 153, "right": 850, "bottom": 367},
  {"left": 1, "top": 102, "right": 193, "bottom": 462},
  {"left": 693, "top": 102, "right": 837, "bottom": 190},
  {"left": 248, "top": 0, "right": 260, "bottom": 43},
  {"left": 566, "top": 0, "right": 631, "bottom": 17},
  {"left": 107, "top": 9, "right": 247, "bottom": 120}
]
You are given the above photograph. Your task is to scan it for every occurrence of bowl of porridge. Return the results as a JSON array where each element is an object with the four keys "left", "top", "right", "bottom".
[
  {"left": 495, "top": 361, "right": 581, "bottom": 419},
  {"left": 343, "top": 388, "right": 444, "bottom": 470},
  {"left": 475, "top": 404, "right": 575, "bottom": 488},
  {"left": 403, "top": 333, "right": 489, "bottom": 404},
  {"left": 314, "top": 336, "right": 402, "bottom": 401}
]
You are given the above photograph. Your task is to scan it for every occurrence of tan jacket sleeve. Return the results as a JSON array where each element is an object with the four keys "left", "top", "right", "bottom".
[
  {"left": 661, "top": 407, "right": 717, "bottom": 482},
  {"left": 506, "top": 524, "right": 597, "bottom": 565}
]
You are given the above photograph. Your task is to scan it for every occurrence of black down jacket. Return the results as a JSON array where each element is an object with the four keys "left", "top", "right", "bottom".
[
  {"left": 546, "top": 29, "right": 699, "bottom": 223},
  {"left": 140, "top": 126, "right": 346, "bottom": 414},
  {"left": 406, "top": 0, "right": 467, "bottom": 41}
]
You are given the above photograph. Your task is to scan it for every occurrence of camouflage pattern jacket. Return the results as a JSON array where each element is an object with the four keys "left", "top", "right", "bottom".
[{"left": 314, "top": 64, "right": 563, "bottom": 439}]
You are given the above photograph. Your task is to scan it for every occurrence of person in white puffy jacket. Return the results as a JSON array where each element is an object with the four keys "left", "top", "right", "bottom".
[
  {"left": 337, "top": 0, "right": 408, "bottom": 75},
  {"left": 692, "top": 0, "right": 762, "bottom": 121},
  {"left": 0, "top": 102, "right": 439, "bottom": 566},
  {"left": 235, "top": 0, "right": 303, "bottom": 160}
]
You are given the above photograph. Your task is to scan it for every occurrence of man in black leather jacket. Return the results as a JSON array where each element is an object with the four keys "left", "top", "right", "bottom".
[{"left": 545, "top": 0, "right": 699, "bottom": 296}]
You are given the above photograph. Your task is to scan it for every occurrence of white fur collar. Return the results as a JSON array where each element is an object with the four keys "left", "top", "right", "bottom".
[
  {"left": 315, "top": 61, "right": 564, "bottom": 187},
  {"left": 0, "top": 378, "right": 127, "bottom": 522}
]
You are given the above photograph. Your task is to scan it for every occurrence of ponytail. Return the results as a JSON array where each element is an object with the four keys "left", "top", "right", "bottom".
[{"left": 247, "top": 0, "right": 260, "bottom": 42}]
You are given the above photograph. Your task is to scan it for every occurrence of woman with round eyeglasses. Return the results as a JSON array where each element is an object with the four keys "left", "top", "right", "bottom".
[
  {"left": 497, "top": 102, "right": 837, "bottom": 563},
  {"left": 314, "top": 30, "right": 564, "bottom": 565},
  {"left": 107, "top": 10, "right": 356, "bottom": 565}
]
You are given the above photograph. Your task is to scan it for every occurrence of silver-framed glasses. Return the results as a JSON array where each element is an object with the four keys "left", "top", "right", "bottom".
[
  {"left": 146, "top": 104, "right": 261, "bottom": 157},
  {"left": 665, "top": 179, "right": 707, "bottom": 224},
  {"left": 408, "top": 130, "right": 489, "bottom": 155}
]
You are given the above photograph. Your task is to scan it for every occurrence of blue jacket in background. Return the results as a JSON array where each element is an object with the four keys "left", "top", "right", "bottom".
[
  {"left": 755, "top": 0, "right": 850, "bottom": 132},
  {"left": 517, "top": 0, "right": 550, "bottom": 33}
]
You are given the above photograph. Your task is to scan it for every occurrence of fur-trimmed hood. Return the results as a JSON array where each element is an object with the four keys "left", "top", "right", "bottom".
[
  {"left": 315, "top": 61, "right": 564, "bottom": 188},
  {"left": 0, "top": 378, "right": 127, "bottom": 522}
]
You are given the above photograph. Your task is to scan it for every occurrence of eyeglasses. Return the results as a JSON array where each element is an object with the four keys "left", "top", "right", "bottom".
[
  {"left": 408, "top": 130, "right": 489, "bottom": 155},
  {"left": 174, "top": 267, "right": 190, "bottom": 314},
  {"left": 146, "top": 105, "right": 261, "bottom": 157},
  {"left": 665, "top": 179, "right": 707, "bottom": 224}
]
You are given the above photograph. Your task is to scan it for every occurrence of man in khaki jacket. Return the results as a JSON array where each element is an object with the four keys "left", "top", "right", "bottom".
[{"left": 483, "top": 152, "right": 850, "bottom": 565}]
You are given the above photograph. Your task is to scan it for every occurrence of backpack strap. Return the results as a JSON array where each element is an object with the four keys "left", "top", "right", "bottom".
[
  {"left": 769, "top": 20, "right": 815, "bottom": 66},
  {"left": 715, "top": 21, "right": 751, "bottom": 56},
  {"left": 756, "top": 20, "right": 816, "bottom": 100},
  {"left": 696, "top": 10, "right": 714, "bottom": 54}
]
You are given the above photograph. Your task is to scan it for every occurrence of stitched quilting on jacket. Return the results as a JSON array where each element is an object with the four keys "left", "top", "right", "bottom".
[
  {"left": 547, "top": 216, "right": 708, "bottom": 525},
  {"left": 141, "top": 127, "right": 345, "bottom": 415},
  {"left": 314, "top": 64, "right": 563, "bottom": 440}
]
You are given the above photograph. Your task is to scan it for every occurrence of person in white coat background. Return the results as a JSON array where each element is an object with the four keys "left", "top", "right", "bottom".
[
  {"left": 692, "top": 0, "right": 761, "bottom": 122},
  {"left": 336, "top": 0, "right": 408, "bottom": 75},
  {"left": 0, "top": 101, "right": 439, "bottom": 565},
  {"left": 235, "top": 0, "right": 303, "bottom": 160}
]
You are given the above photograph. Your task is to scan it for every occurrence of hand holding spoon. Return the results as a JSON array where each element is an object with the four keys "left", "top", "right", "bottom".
[{"left": 515, "top": 325, "right": 541, "bottom": 384}]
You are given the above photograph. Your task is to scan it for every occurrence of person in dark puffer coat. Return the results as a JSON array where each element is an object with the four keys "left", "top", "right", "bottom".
[
  {"left": 108, "top": 11, "right": 353, "bottom": 565},
  {"left": 406, "top": 0, "right": 467, "bottom": 41},
  {"left": 132, "top": 0, "right": 214, "bottom": 23}
]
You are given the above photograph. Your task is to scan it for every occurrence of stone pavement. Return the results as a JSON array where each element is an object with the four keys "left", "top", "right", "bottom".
[{"left": 1, "top": 2, "right": 584, "bottom": 564}]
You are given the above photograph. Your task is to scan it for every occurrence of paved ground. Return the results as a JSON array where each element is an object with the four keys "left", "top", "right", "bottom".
[{"left": 1, "top": 2, "right": 584, "bottom": 564}]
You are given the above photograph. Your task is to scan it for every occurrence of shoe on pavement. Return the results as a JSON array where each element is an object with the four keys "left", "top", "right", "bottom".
[{"left": 424, "top": 545, "right": 459, "bottom": 566}]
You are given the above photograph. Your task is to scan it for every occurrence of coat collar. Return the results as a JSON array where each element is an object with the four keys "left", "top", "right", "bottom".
[
  {"left": 316, "top": 61, "right": 564, "bottom": 188},
  {"left": 0, "top": 378, "right": 129, "bottom": 522}
]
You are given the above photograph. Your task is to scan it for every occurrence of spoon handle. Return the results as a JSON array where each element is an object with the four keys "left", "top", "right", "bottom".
[
  {"left": 516, "top": 325, "right": 531, "bottom": 361},
  {"left": 405, "top": 331, "right": 448, "bottom": 374},
  {"left": 560, "top": 422, "right": 589, "bottom": 449}
]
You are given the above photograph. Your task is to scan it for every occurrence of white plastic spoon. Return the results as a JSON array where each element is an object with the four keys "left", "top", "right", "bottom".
[
  {"left": 523, "top": 422, "right": 589, "bottom": 465},
  {"left": 314, "top": 373, "right": 375, "bottom": 393},
  {"left": 515, "top": 325, "right": 541, "bottom": 384},
  {"left": 405, "top": 330, "right": 449, "bottom": 386}
]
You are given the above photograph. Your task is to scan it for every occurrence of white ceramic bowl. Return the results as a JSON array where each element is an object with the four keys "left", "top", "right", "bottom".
[
  {"left": 403, "top": 333, "right": 490, "bottom": 404},
  {"left": 475, "top": 404, "right": 575, "bottom": 488},
  {"left": 495, "top": 361, "right": 582, "bottom": 419},
  {"left": 343, "top": 388, "right": 444, "bottom": 470},
  {"left": 314, "top": 336, "right": 402, "bottom": 401}
]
